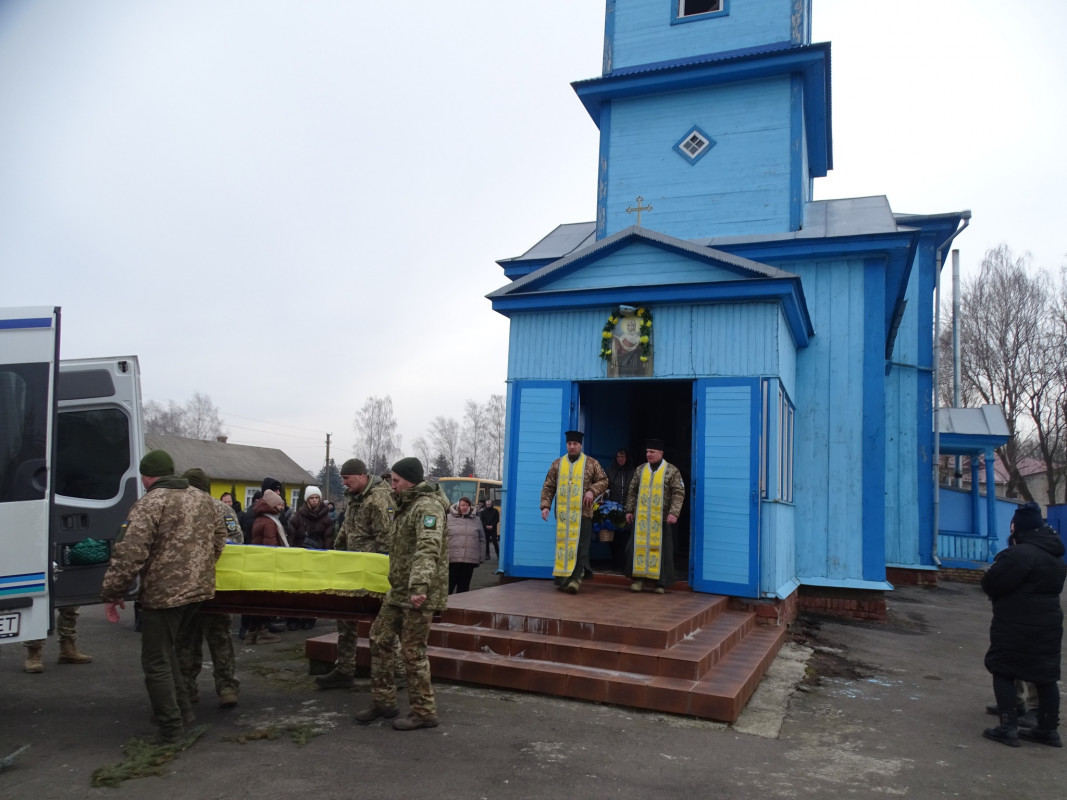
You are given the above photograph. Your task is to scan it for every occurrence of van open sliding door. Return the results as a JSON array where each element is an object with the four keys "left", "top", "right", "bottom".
[{"left": 0, "top": 307, "right": 60, "bottom": 643}]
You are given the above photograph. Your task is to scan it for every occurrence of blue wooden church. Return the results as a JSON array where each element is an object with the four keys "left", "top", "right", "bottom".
[{"left": 489, "top": 0, "right": 971, "bottom": 611}]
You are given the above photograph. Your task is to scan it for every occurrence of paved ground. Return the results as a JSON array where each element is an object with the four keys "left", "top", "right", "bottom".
[{"left": 2, "top": 557, "right": 1065, "bottom": 799}]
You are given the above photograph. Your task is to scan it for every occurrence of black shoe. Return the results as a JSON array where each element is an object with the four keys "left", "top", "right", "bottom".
[
  {"left": 983, "top": 725, "right": 1020, "bottom": 747},
  {"left": 1018, "top": 728, "right": 1063, "bottom": 747}
]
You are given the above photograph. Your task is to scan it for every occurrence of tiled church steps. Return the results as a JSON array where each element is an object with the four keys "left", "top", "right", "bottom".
[{"left": 304, "top": 579, "right": 785, "bottom": 723}]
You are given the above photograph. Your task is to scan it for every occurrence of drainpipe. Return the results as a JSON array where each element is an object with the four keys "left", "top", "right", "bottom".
[
  {"left": 952, "top": 249, "right": 963, "bottom": 488},
  {"left": 931, "top": 212, "right": 971, "bottom": 567}
]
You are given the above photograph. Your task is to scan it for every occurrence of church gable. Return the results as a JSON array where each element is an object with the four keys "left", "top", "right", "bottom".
[{"left": 537, "top": 241, "right": 774, "bottom": 293}]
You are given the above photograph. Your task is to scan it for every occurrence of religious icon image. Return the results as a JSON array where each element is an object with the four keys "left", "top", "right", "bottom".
[{"left": 603, "top": 306, "right": 653, "bottom": 378}]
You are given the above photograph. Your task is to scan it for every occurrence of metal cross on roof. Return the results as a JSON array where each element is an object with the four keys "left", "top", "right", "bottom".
[{"left": 625, "top": 196, "right": 653, "bottom": 226}]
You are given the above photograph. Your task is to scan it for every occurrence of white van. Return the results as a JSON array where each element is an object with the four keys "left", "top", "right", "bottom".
[{"left": 0, "top": 307, "right": 144, "bottom": 643}]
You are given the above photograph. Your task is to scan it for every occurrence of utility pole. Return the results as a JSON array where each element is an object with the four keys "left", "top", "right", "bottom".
[{"left": 324, "top": 432, "right": 332, "bottom": 501}]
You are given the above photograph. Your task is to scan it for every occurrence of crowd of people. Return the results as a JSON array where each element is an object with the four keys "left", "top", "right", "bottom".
[{"left": 17, "top": 435, "right": 1062, "bottom": 748}]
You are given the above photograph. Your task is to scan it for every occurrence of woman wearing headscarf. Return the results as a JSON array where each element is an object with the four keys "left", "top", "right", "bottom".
[{"left": 981, "top": 502, "right": 1066, "bottom": 747}]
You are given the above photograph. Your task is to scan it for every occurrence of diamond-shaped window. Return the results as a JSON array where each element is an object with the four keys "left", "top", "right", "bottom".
[{"left": 674, "top": 126, "right": 716, "bottom": 165}]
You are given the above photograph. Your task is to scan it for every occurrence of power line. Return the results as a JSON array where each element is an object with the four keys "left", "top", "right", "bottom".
[{"left": 223, "top": 412, "right": 328, "bottom": 436}]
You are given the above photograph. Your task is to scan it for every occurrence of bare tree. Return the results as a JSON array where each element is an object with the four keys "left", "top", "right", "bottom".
[
  {"left": 411, "top": 436, "right": 433, "bottom": 471},
  {"left": 353, "top": 396, "right": 400, "bottom": 475},
  {"left": 186, "top": 392, "right": 226, "bottom": 440},
  {"left": 461, "top": 400, "right": 487, "bottom": 475},
  {"left": 144, "top": 394, "right": 226, "bottom": 440},
  {"left": 957, "top": 245, "right": 1050, "bottom": 500},
  {"left": 484, "top": 394, "right": 506, "bottom": 480},
  {"left": 144, "top": 400, "right": 188, "bottom": 436},
  {"left": 427, "top": 415, "right": 460, "bottom": 476}
]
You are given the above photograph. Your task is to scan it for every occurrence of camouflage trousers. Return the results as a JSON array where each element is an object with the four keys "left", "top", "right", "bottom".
[
  {"left": 369, "top": 604, "right": 435, "bottom": 719},
  {"left": 334, "top": 619, "right": 359, "bottom": 675},
  {"left": 24, "top": 605, "right": 79, "bottom": 648},
  {"left": 175, "top": 611, "right": 239, "bottom": 697}
]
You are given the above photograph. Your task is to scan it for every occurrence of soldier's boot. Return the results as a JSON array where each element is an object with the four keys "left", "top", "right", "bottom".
[
  {"left": 354, "top": 705, "right": 399, "bottom": 724},
  {"left": 314, "top": 668, "right": 355, "bottom": 690},
  {"left": 1019, "top": 712, "right": 1063, "bottom": 748},
  {"left": 57, "top": 637, "right": 93, "bottom": 664},
  {"left": 392, "top": 714, "right": 439, "bottom": 731},
  {"left": 983, "top": 712, "right": 1021, "bottom": 747},
  {"left": 562, "top": 579, "right": 580, "bottom": 595},
  {"left": 218, "top": 689, "right": 239, "bottom": 709},
  {"left": 23, "top": 644, "right": 45, "bottom": 674}
]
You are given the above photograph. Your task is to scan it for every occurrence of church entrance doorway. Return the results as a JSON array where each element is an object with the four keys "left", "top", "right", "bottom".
[{"left": 578, "top": 380, "right": 693, "bottom": 580}]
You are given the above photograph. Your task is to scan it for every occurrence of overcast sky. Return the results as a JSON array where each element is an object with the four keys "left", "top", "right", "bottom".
[{"left": 2, "top": 1, "right": 1064, "bottom": 474}]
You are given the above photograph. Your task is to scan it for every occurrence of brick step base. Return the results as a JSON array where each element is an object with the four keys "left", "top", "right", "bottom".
[{"left": 305, "top": 579, "right": 786, "bottom": 722}]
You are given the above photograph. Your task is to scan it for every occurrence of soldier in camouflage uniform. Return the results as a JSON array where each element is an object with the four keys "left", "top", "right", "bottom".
[
  {"left": 175, "top": 468, "right": 242, "bottom": 708},
  {"left": 315, "top": 457, "right": 397, "bottom": 690},
  {"left": 21, "top": 606, "right": 92, "bottom": 673},
  {"left": 355, "top": 457, "right": 449, "bottom": 731},
  {"left": 101, "top": 450, "right": 228, "bottom": 745}
]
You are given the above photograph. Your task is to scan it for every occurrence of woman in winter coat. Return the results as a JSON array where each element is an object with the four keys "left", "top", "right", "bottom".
[
  {"left": 447, "top": 497, "right": 485, "bottom": 594},
  {"left": 247, "top": 489, "right": 289, "bottom": 643},
  {"left": 251, "top": 490, "right": 290, "bottom": 546},
  {"left": 287, "top": 486, "right": 335, "bottom": 550},
  {"left": 981, "top": 501, "right": 1066, "bottom": 747}
]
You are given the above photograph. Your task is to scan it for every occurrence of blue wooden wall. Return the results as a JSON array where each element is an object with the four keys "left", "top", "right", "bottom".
[
  {"left": 606, "top": 0, "right": 810, "bottom": 73},
  {"left": 883, "top": 235, "right": 939, "bottom": 570},
  {"left": 601, "top": 77, "right": 795, "bottom": 239},
  {"left": 790, "top": 256, "right": 886, "bottom": 586},
  {"left": 507, "top": 302, "right": 794, "bottom": 384}
]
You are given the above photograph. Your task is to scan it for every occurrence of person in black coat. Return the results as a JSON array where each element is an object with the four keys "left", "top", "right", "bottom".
[{"left": 981, "top": 502, "right": 1066, "bottom": 747}]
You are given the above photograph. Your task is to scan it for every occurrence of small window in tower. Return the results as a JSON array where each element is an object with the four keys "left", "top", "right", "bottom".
[
  {"left": 678, "top": 0, "right": 726, "bottom": 19},
  {"left": 674, "top": 125, "right": 716, "bottom": 164}
]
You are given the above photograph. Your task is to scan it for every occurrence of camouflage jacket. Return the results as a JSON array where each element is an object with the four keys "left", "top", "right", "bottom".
[
  {"left": 334, "top": 475, "right": 396, "bottom": 554},
  {"left": 214, "top": 497, "right": 243, "bottom": 544},
  {"left": 625, "top": 460, "right": 686, "bottom": 519},
  {"left": 540, "top": 454, "right": 609, "bottom": 520},
  {"left": 100, "top": 477, "right": 227, "bottom": 609},
  {"left": 385, "top": 481, "right": 449, "bottom": 611}
]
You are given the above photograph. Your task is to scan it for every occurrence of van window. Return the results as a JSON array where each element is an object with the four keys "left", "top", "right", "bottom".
[
  {"left": 54, "top": 409, "right": 131, "bottom": 500},
  {"left": 0, "top": 363, "right": 50, "bottom": 503}
]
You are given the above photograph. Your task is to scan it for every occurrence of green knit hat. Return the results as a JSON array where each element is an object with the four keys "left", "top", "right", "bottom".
[
  {"left": 182, "top": 468, "right": 210, "bottom": 492},
  {"left": 139, "top": 449, "right": 175, "bottom": 478},
  {"left": 390, "top": 457, "right": 424, "bottom": 485},
  {"left": 340, "top": 458, "right": 367, "bottom": 476}
]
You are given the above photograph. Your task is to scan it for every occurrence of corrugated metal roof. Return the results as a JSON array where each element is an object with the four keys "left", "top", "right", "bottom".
[
  {"left": 936, "top": 406, "right": 1010, "bottom": 438},
  {"left": 500, "top": 198, "right": 912, "bottom": 269},
  {"left": 143, "top": 434, "right": 313, "bottom": 485},
  {"left": 498, "top": 222, "right": 596, "bottom": 264}
]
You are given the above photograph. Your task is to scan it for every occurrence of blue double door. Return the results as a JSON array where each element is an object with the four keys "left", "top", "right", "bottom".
[{"left": 504, "top": 378, "right": 761, "bottom": 597}]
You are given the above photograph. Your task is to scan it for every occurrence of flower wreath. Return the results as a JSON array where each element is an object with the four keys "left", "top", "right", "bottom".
[{"left": 599, "top": 306, "right": 653, "bottom": 362}]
